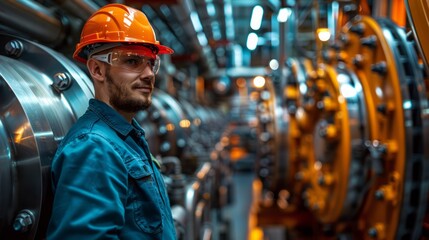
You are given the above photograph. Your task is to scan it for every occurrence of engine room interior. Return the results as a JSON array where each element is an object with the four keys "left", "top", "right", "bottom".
[{"left": 1, "top": 0, "right": 429, "bottom": 239}]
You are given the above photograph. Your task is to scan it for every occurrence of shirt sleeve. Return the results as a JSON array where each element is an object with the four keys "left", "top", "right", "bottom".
[{"left": 47, "top": 133, "right": 128, "bottom": 240}]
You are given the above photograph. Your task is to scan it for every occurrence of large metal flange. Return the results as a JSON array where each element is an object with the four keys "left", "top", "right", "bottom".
[
  {"left": 253, "top": 74, "right": 280, "bottom": 198},
  {"left": 0, "top": 34, "right": 94, "bottom": 239},
  {"left": 253, "top": 62, "right": 319, "bottom": 230},
  {"left": 291, "top": 61, "right": 368, "bottom": 225},
  {"left": 283, "top": 57, "right": 315, "bottom": 208},
  {"left": 340, "top": 15, "right": 429, "bottom": 239}
]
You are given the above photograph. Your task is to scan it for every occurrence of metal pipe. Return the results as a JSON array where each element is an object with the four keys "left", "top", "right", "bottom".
[
  {"left": 52, "top": 0, "right": 101, "bottom": 20},
  {"left": 184, "top": 162, "right": 212, "bottom": 240},
  {"left": 327, "top": 1, "right": 340, "bottom": 46},
  {"left": 170, "top": 0, "right": 218, "bottom": 75},
  {"left": 171, "top": 205, "right": 187, "bottom": 240},
  {"left": 0, "top": 0, "right": 103, "bottom": 47},
  {"left": 0, "top": 0, "right": 64, "bottom": 45},
  {"left": 185, "top": 181, "right": 199, "bottom": 240}
]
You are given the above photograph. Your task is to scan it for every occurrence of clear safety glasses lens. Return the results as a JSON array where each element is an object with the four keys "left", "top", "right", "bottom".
[{"left": 92, "top": 51, "right": 160, "bottom": 74}]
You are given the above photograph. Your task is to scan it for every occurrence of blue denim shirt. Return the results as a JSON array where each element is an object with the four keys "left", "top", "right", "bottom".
[{"left": 47, "top": 99, "right": 176, "bottom": 240}]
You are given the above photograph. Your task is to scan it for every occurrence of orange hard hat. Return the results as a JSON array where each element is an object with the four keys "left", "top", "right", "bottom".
[{"left": 73, "top": 3, "right": 174, "bottom": 63}]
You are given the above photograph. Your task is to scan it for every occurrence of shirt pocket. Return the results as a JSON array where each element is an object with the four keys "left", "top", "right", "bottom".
[{"left": 126, "top": 157, "right": 163, "bottom": 234}]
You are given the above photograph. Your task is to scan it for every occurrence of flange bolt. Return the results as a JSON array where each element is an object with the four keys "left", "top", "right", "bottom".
[{"left": 13, "top": 209, "right": 35, "bottom": 232}]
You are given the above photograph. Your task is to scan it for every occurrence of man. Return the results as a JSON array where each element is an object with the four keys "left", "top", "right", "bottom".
[{"left": 47, "top": 4, "right": 176, "bottom": 239}]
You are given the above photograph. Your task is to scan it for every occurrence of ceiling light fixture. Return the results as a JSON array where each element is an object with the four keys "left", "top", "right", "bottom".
[
  {"left": 190, "top": 11, "right": 203, "bottom": 32},
  {"left": 250, "top": 5, "right": 263, "bottom": 30},
  {"left": 277, "top": 8, "right": 292, "bottom": 22},
  {"left": 224, "top": 1, "right": 235, "bottom": 40},
  {"left": 206, "top": 2, "right": 216, "bottom": 17},
  {"left": 246, "top": 32, "right": 259, "bottom": 50},
  {"left": 197, "top": 32, "right": 208, "bottom": 46},
  {"left": 317, "top": 28, "right": 331, "bottom": 42}
]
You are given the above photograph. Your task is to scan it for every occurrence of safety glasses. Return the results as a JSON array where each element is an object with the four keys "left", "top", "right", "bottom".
[{"left": 92, "top": 47, "right": 160, "bottom": 74}]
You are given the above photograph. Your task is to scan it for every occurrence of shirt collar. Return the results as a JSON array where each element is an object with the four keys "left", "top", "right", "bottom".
[
  {"left": 131, "top": 119, "right": 146, "bottom": 137},
  {"left": 88, "top": 99, "right": 138, "bottom": 137}
]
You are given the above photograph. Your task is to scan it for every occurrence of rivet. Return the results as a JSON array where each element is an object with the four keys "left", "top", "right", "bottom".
[
  {"left": 13, "top": 209, "right": 35, "bottom": 232},
  {"left": 5, "top": 40, "right": 24, "bottom": 58},
  {"left": 52, "top": 72, "right": 73, "bottom": 92}
]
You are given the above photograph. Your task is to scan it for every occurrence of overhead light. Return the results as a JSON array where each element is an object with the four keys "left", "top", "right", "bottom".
[
  {"left": 197, "top": 32, "right": 208, "bottom": 46},
  {"left": 190, "top": 12, "right": 203, "bottom": 32},
  {"left": 224, "top": 2, "right": 235, "bottom": 40},
  {"left": 253, "top": 76, "right": 266, "bottom": 88},
  {"left": 269, "top": 59, "right": 279, "bottom": 70},
  {"left": 233, "top": 44, "right": 243, "bottom": 67},
  {"left": 317, "top": 28, "right": 331, "bottom": 42},
  {"left": 250, "top": 5, "right": 263, "bottom": 30},
  {"left": 206, "top": 2, "right": 216, "bottom": 17},
  {"left": 246, "top": 32, "right": 259, "bottom": 50},
  {"left": 211, "top": 21, "right": 222, "bottom": 40},
  {"left": 277, "top": 8, "right": 292, "bottom": 22}
]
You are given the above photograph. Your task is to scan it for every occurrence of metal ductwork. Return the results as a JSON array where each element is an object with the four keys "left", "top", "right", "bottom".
[
  {"left": 0, "top": 1, "right": 66, "bottom": 46},
  {"left": 51, "top": 0, "right": 101, "bottom": 20},
  {"left": 170, "top": 0, "right": 219, "bottom": 76},
  {"left": 0, "top": 0, "right": 105, "bottom": 49}
]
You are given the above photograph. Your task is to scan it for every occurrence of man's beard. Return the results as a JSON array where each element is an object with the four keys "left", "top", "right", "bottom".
[{"left": 106, "top": 70, "right": 152, "bottom": 113}]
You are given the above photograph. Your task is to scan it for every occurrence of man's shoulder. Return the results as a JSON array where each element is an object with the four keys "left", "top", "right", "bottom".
[{"left": 61, "top": 112, "right": 118, "bottom": 146}]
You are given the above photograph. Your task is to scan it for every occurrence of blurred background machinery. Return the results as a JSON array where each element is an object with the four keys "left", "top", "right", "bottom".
[{"left": 1, "top": 0, "right": 429, "bottom": 240}]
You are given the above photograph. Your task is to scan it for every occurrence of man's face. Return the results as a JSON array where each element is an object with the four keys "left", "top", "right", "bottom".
[
  {"left": 91, "top": 45, "right": 158, "bottom": 113},
  {"left": 105, "top": 62, "right": 155, "bottom": 113}
]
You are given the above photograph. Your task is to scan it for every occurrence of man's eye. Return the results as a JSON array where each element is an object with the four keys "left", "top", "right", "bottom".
[{"left": 123, "top": 57, "right": 142, "bottom": 66}]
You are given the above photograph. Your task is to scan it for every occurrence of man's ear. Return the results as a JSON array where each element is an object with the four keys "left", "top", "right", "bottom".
[{"left": 87, "top": 58, "right": 106, "bottom": 83}]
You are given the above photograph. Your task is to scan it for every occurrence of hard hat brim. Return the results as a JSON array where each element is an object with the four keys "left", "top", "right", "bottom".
[{"left": 157, "top": 44, "right": 174, "bottom": 55}]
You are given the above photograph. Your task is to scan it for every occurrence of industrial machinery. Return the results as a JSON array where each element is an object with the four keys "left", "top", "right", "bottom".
[
  {"left": 247, "top": 1, "right": 429, "bottom": 239},
  {"left": 0, "top": 33, "right": 94, "bottom": 239}
]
